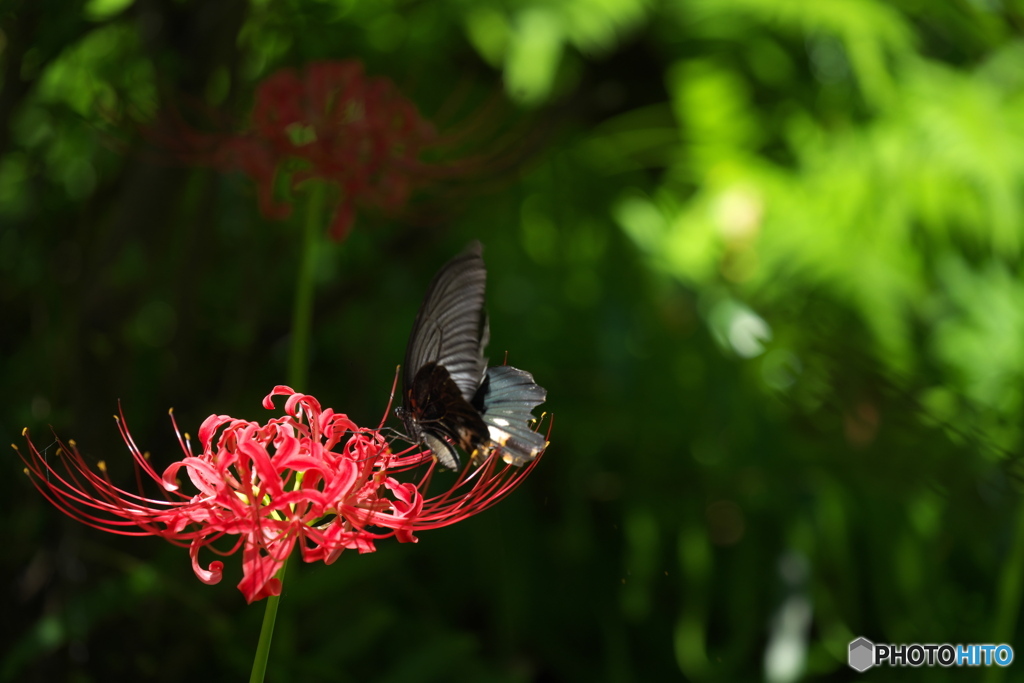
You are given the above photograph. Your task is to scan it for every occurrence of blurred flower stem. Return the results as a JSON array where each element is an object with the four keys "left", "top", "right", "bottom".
[
  {"left": 287, "top": 181, "right": 327, "bottom": 391},
  {"left": 252, "top": 182, "right": 326, "bottom": 683},
  {"left": 985, "top": 496, "right": 1024, "bottom": 683}
]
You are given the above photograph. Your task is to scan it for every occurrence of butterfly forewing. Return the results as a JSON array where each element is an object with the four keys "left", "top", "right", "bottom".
[{"left": 403, "top": 241, "right": 488, "bottom": 403}]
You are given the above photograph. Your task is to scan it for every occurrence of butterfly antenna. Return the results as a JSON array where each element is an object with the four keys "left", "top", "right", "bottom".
[{"left": 380, "top": 426, "right": 414, "bottom": 447}]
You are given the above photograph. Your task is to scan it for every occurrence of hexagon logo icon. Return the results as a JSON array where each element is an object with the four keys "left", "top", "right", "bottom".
[{"left": 849, "top": 637, "right": 875, "bottom": 672}]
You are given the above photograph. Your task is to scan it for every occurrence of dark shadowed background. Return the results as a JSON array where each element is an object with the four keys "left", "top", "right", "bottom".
[{"left": 4, "top": 0, "right": 1024, "bottom": 681}]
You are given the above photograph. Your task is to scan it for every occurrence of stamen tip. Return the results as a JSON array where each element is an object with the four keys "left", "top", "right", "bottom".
[
  {"left": 143, "top": 451, "right": 151, "bottom": 460},
  {"left": 168, "top": 407, "right": 174, "bottom": 415},
  {"left": 184, "top": 433, "right": 191, "bottom": 441},
  {"left": 68, "top": 439, "right": 77, "bottom": 447},
  {"left": 23, "top": 467, "right": 30, "bottom": 475},
  {"left": 21, "top": 427, "right": 27, "bottom": 436},
  {"left": 97, "top": 461, "right": 107, "bottom": 472}
]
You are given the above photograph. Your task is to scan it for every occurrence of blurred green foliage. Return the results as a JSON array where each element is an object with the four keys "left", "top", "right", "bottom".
[{"left": 4, "top": 0, "right": 1024, "bottom": 681}]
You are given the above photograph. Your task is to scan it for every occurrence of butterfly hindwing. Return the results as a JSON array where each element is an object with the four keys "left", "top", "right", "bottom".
[
  {"left": 474, "top": 365, "right": 548, "bottom": 466},
  {"left": 405, "top": 361, "right": 489, "bottom": 469}
]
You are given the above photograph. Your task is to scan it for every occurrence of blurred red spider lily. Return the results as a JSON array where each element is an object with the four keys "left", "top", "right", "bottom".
[
  {"left": 149, "top": 60, "right": 439, "bottom": 241},
  {"left": 16, "top": 386, "right": 544, "bottom": 603}
]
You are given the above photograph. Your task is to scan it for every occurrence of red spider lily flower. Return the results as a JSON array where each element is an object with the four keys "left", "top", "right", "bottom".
[
  {"left": 152, "top": 61, "right": 439, "bottom": 241},
  {"left": 15, "top": 386, "right": 544, "bottom": 603}
]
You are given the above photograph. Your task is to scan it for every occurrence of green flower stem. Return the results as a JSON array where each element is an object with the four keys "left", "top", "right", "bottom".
[
  {"left": 250, "top": 183, "right": 326, "bottom": 683},
  {"left": 985, "top": 495, "right": 1024, "bottom": 683},
  {"left": 249, "top": 559, "right": 289, "bottom": 683}
]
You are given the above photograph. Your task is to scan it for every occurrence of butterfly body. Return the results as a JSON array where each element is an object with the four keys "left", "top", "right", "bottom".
[
  {"left": 403, "top": 361, "right": 489, "bottom": 456},
  {"left": 398, "top": 241, "right": 547, "bottom": 470}
]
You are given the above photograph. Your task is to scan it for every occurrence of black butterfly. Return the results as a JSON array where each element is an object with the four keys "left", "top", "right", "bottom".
[{"left": 396, "top": 241, "right": 547, "bottom": 470}]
